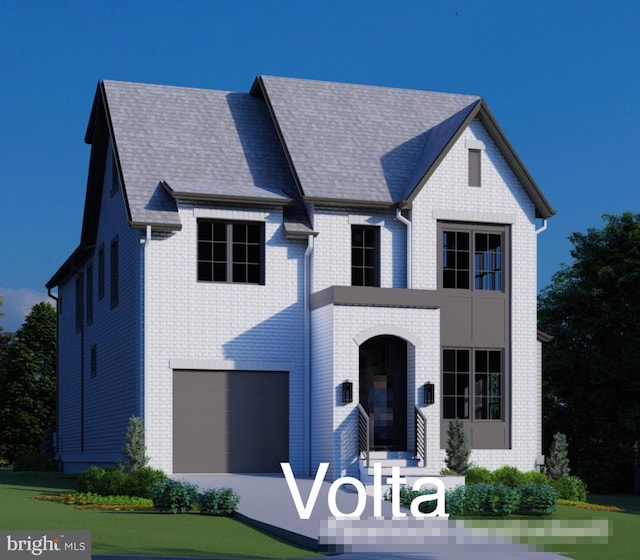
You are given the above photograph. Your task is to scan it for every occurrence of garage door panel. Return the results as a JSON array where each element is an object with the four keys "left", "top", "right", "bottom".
[{"left": 173, "top": 370, "right": 288, "bottom": 473}]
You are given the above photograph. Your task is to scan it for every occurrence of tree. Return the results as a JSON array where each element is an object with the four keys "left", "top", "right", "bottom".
[
  {"left": 539, "top": 212, "right": 640, "bottom": 492},
  {"left": 120, "top": 416, "right": 149, "bottom": 473},
  {"left": 444, "top": 419, "right": 472, "bottom": 474},
  {"left": 547, "top": 432, "right": 570, "bottom": 479},
  {"left": 0, "top": 302, "right": 56, "bottom": 463}
]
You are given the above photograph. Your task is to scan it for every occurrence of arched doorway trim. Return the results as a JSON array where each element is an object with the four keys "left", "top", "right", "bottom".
[
  {"left": 353, "top": 325, "right": 421, "bottom": 347},
  {"left": 359, "top": 334, "right": 408, "bottom": 451}
]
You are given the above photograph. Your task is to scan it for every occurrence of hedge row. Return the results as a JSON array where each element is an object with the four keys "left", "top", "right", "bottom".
[
  {"left": 77, "top": 466, "right": 167, "bottom": 498},
  {"left": 464, "top": 465, "right": 587, "bottom": 502},
  {"left": 394, "top": 482, "right": 558, "bottom": 516},
  {"left": 151, "top": 479, "right": 240, "bottom": 515}
]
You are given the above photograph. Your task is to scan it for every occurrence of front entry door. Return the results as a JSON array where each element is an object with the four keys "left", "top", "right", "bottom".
[{"left": 359, "top": 335, "right": 407, "bottom": 450}]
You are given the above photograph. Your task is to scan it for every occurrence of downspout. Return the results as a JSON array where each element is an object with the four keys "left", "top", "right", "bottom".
[
  {"left": 304, "top": 234, "right": 314, "bottom": 476},
  {"left": 535, "top": 218, "right": 548, "bottom": 235},
  {"left": 140, "top": 225, "right": 151, "bottom": 419},
  {"left": 47, "top": 288, "right": 60, "bottom": 466},
  {"left": 396, "top": 207, "right": 412, "bottom": 288}
]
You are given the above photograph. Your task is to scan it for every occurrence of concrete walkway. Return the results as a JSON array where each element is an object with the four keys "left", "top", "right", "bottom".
[{"left": 144, "top": 473, "right": 569, "bottom": 560}]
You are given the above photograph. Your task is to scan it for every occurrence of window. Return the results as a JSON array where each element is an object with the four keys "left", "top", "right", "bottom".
[
  {"left": 86, "top": 264, "right": 94, "bottom": 325},
  {"left": 442, "top": 226, "right": 504, "bottom": 291},
  {"left": 474, "top": 350, "right": 502, "bottom": 420},
  {"left": 110, "top": 155, "right": 119, "bottom": 196},
  {"left": 474, "top": 232, "right": 502, "bottom": 290},
  {"left": 442, "top": 348, "right": 470, "bottom": 419},
  {"left": 110, "top": 237, "right": 119, "bottom": 308},
  {"left": 468, "top": 149, "right": 481, "bottom": 186},
  {"left": 351, "top": 225, "right": 379, "bottom": 287},
  {"left": 90, "top": 345, "right": 97, "bottom": 378},
  {"left": 98, "top": 245, "right": 105, "bottom": 300},
  {"left": 75, "top": 275, "right": 83, "bottom": 332},
  {"left": 443, "top": 348, "right": 503, "bottom": 420},
  {"left": 197, "top": 220, "right": 264, "bottom": 284},
  {"left": 442, "top": 231, "right": 470, "bottom": 289}
]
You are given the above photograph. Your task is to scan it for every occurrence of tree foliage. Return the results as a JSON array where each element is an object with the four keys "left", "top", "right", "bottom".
[
  {"left": 444, "top": 419, "right": 472, "bottom": 474},
  {"left": 0, "top": 302, "right": 57, "bottom": 463},
  {"left": 120, "top": 416, "right": 149, "bottom": 473},
  {"left": 547, "top": 432, "right": 570, "bottom": 480},
  {"left": 538, "top": 212, "right": 640, "bottom": 491}
]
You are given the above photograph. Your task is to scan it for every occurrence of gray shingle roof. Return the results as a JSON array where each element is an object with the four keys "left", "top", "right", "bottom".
[
  {"left": 102, "top": 81, "right": 296, "bottom": 227},
  {"left": 255, "top": 76, "right": 481, "bottom": 204}
]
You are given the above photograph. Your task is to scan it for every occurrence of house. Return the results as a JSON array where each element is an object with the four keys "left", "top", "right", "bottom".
[{"left": 46, "top": 76, "right": 555, "bottom": 480}]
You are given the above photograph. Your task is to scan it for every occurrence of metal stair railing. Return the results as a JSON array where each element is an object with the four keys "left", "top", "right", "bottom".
[
  {"left": 357, "top": 403, "right": 370, "bottom": 468},
  {"left": 415, "top": 405, "right": 427, "bottom": 467}
]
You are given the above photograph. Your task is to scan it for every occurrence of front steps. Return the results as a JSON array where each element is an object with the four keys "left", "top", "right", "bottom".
[{"left": 359, "top": 451, "right": 464, "bottom": 494}]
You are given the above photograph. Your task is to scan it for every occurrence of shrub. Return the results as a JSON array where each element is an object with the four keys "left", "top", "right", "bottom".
[
  {"left": 93, "top": 468, "right": 130, "bottom": 496},
  {"left": 77, "top": 465, "right": 167, "bottom": 498},
  {"left": 120, "top": 416, "right": 149, "bottom": 473},
  {"left": 464, "top": 466, "right": 493, "bottom": 485},
  {"left": 444, "top": 419, "right": 471, "bottom": 474},
  {"left": 77, "top": 466, "right": 104, "bottom": 493},
  {"left": 547, "top": 432, "right": 570, "bottom": 479},
  {"left": 491, "top": 465, "right": 525, "bottom": 487},
  {"left": 446, "top": 483, "right": 519, "bottom": 516},
  {"left": 13, "top": 453, "right": 56, "bottom": 472},
  {"left": 551, "top": 475, "right": 587, "bottom": 502},
  {"left": 514, "top": 483, "right": 558, "bottom": 515},
  {"left": 199, "top": 487, "right": 240, "bottom": 516},
  {"left": 152, "top": 479, "right": 199, "bottom": 513},
  {"left": 125, "top": 467, "right": 167, "bottom": 498},
  {"left": 523, "top": 470, "right": 549, "bottom": 484},
  {"left": 444, "top": 486, "right": 466, "bottom": 516}
]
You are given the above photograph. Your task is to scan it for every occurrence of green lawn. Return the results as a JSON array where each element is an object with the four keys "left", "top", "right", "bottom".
[
  {"left": 0, "top": 470, "right": 320, "bottom": 558},
  {"left": 459, "top": 494, "right": 640, "bottom": 560}
]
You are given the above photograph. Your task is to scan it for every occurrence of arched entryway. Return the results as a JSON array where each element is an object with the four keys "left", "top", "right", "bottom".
[{"left": 359, "top": 335, "right": 407, "bottom": 451}]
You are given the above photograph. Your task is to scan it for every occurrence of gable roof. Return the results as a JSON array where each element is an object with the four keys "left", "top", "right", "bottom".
[
  {"left": 253, "top": 76, "right": 554, "bottom": 217},
  {"left": 100, "top": 80, "right": 298, "bottom": 229},
  {"left": 253, "top": 76, "right": 480, "bottom": 205},
  {"left": 47, "top": 76, "right": 555, "bottom": 289}
]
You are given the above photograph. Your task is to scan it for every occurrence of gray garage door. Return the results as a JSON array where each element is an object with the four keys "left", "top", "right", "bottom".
[{"left": 173, "top": 370, "right": 289, "bottom": 473}]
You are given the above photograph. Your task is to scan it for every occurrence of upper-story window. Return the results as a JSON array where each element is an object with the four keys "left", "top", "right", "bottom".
[
  {"left": 351, "top": 225, "right": 379, "bottom": 287},
  {"left": 442, "top": 225, "right": 504, "bottom": 291},
  {"left": 197, "top": 220, "right": 264, "bottom": 284},
  {"left": 86, "top": 263, "right": 94, "bottom": 325},
  {"left": 110, "top": 236, "right": 119, "bottom": 308}
]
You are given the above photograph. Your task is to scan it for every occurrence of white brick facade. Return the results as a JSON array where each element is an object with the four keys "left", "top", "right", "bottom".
[
  {"left": 52, "top": 81, "right": 550, "bottom": 479},
  {"left": 144, "top": 203, "right": 307, "bottom": 474}
]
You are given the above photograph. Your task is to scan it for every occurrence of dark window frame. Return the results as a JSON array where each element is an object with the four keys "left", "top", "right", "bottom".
[
  {"left": 75, "top": 274, "right": 83, "bottom": 333},
  {"left": 98, "top": 245, "right": 105, "bottom": 300},
  {"left": 90, "top": 344, "right": 97, "bottom": 378},
  {"left": 351, "top": 225, "right": 380, "bottom": 287},
  {"left": 86, "top": 263, "right": 94, "bottom": 325},
  {"left": 197, "top": 220, "right": 265, "bottom": 285},
  {"left": 440, "top": 223, "right": 506, "bottom": 292},
  {"left": 110, "top": 236, "right": 119, "bottom": 308},
  {"left": 442, "top": 348, "right": 503, "bottom": 421}
]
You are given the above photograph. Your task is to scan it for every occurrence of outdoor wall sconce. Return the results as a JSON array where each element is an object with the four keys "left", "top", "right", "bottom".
[
  {"left": 342, "top": 381, "right": 353, "bottom": 404},
  {"left": 423, "top": 382, "right": 435, "bottom": 405}
]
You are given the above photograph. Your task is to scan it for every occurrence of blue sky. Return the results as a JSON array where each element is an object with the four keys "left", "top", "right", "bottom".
[{"left": 0, "top": 0, "right": 638, "bottom": 331}]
